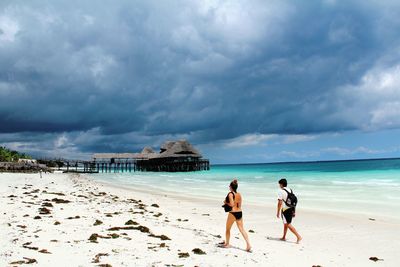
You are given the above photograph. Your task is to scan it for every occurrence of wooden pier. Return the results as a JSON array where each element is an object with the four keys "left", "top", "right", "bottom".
[
  {"left": 62, "top": 158, "right": 135, "bottom": 174},
  {"left": 63, "top": 158, "right": 209, "bottom": 173},
  {"left": 64, "top": 160, "right": 99, "bottom": 173}
]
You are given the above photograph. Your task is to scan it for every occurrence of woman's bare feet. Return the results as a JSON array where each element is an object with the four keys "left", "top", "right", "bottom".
[
  {"left": 280, "top": 237, "right": 286, "bottom": 241},
  {"left": 218, "top": 241, "right": 231, "bottom": 248},
  {"left": 296, "top": 236, "right": 302, "bottom": 244},
  {"left": 246, "top": 246, "right": 252, "bottom": 253}
]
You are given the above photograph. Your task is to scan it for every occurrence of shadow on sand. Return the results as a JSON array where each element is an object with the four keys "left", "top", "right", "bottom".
[
  {"left": 265, "top": 236, "right": 298, "bottom": 244},
  {"left": 216, "top": 243, "right": 252, "bottom": 253}
]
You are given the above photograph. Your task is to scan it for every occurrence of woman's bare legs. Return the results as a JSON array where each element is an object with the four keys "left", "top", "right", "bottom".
[
  {"left": 236, "top": 218, "right": 251, "bottom": 251},
  {"left": 224, "top": 213, "right": 235, "bottom": 247}
]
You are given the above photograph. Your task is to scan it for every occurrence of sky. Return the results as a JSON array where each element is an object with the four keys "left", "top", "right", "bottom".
[{"left": 0, "top": 0, "right": 400, "bottom": 164}]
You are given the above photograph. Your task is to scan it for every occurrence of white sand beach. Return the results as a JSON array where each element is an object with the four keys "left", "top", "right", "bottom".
[{"left": 1, "top": 172, "right": 399, "bottom": 267}]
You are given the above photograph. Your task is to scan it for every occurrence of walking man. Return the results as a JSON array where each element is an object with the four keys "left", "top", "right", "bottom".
[{"left": 277, "top": 178, "right": 302, "bottom": 243}]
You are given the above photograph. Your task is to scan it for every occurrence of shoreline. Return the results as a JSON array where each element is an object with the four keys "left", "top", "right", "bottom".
[
  {"left": 1, "top": 172, "right": 399, "bottom": 266},
  {"left": 91, "top": 175, "right": 400, "bottom": 224}
]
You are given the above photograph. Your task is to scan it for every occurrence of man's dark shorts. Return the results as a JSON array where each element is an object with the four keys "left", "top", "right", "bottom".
[{"left": 282, "top": 208, "right": 294, "bottom": 224}]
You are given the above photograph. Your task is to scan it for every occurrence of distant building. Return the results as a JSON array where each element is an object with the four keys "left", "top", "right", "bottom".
[
  {"left": 92, "top": 140, "right": 209, "bottom": 172},
  {"left": 18, "top": 158, "right": 37, "bottom": 164},
  {"left": 135, "top": 140, "right": 209, "bottom": 172}
]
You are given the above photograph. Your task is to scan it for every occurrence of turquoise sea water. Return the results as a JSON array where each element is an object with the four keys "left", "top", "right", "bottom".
[{"left": 90, "top": 158, "right": 400, "bottom": 220}]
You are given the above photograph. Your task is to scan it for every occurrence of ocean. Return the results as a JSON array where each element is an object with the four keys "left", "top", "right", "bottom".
[{"left": 90, "top": 158, "right": 400, "bottom": 220}]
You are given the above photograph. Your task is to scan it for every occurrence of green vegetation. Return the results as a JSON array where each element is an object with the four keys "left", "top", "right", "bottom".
[{"left": 0, "top": 146, "right": 32, "bottom": 162}]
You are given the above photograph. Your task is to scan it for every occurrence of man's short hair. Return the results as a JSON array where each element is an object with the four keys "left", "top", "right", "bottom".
[{"left": 278, "top": 178, "right": 287, "bottom": 187}]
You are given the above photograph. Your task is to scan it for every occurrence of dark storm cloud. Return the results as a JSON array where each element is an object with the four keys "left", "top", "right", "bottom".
[{"left": 1, "top": 0, "right": 400, "bottom": 156}]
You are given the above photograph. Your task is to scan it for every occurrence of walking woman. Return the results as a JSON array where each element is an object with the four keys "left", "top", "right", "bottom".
[{"left": 220, "top": 179, "right": 252, "bottom": 252}]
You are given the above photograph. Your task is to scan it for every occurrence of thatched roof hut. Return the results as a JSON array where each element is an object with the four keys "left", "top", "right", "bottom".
[
  {"left": 92, "top": 141, "right": 202, "bottom": 161},
  {"left": 142, "top": 147, "right": 155, "bottom": 154},
  {"left": 135, "top": 147, "right": 157, "bottom": 159},
  {"left": 135, "top": 140, "right": 208, "bottom": 172},
  {"left": 92, "top": 153, "right": 139, "bottom": 160},
  {"left": 157, "top": 140, "right": 202, "bottom": 158},
  {"left": 91, "top": 140, "right": 209, "bottom": 172}
]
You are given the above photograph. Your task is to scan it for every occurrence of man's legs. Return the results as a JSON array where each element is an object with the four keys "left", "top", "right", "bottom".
[
  {"left": 281, "top": 223, "right": 288, "bottom": 241},
  {"left": 281, "top": 209, "right": 301, "bottom": 243},
  {"left": 287, "top": 223, "right": 302, "bottom": 243}
]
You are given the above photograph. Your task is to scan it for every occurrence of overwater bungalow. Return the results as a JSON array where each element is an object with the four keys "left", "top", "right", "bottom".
[
  {"left": 91, "top": 140, "right": 209, "bottom": 173},
  {"left": 135, "top": 140, "right": 210, "bottom": 172}
]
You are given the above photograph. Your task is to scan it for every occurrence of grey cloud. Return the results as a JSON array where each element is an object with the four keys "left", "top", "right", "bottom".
[{"left": 1, "top": 0, "right": 400, "bottom": 157}]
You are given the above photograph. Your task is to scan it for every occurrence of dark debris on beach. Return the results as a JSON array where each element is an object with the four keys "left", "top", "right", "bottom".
[
  {"left": 94, "top": 219, "right": 103, "bottom": 226},
  {"left": 92, "top": 253, "right": 109, "bottom": 263},
  {"left": 192, "top": 248, "right": 206, "bottom": 255},
  {"left": 9, "top": 257, "right": 37, "bottom": 265},
  {"left": 2, "top": 174, "right": 209, "bottom": 267},
  {"left": 178, "top": 252, "right": 190, "bottom": 258}
]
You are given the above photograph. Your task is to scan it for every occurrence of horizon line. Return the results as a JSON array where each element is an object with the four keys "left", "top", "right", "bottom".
[{"left": 212, "top": 156, "right": 400, "bottom": 166}]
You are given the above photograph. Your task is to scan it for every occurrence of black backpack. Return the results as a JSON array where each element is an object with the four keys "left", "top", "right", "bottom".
[
  {"left": 283, "top": 188, "right": 298, "bottom": 208},
  {"left": 222, "top": 192, "right": 235, "bottom": 212}
]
